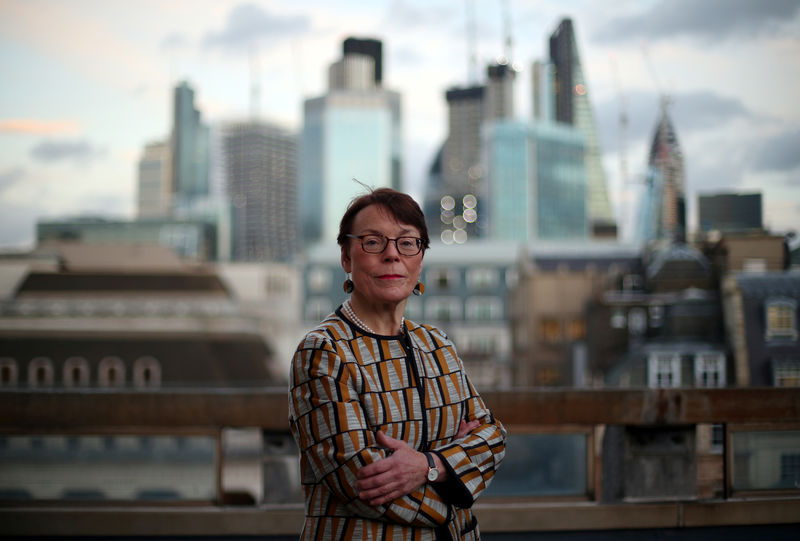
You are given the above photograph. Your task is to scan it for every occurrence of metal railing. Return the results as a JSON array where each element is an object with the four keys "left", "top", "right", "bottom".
[{"left": 1, "top": 387, "right": 799, "bottom": 537}]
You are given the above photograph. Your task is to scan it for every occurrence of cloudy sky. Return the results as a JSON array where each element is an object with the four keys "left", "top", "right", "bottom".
[{"left": 1, "top": 0, "right": 799, "bottom": 248}]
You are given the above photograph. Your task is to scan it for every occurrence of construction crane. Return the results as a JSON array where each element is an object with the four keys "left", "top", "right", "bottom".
[
  {"left": 609, "top": 53, "right": 629, "bottom": 186},
  {"left": 249, "top": 43, "right": 261, "bottom": 120},
  {"left": 465, "top": 0, "right": 479, "bottom": 84},
  {"left": 502, "top": 0, "right": 513, "bottom": 65}
]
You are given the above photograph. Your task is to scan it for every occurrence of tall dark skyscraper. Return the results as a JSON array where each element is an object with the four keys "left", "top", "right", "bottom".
[
  {"left": 343, "top": 37, "right": 382, "bottom": 85},
  {"left": 424, "top": 85, "right": 486, "bottom": 243},
  {"left": 548, "top": 18, "right": 615, "bottom": 238}
]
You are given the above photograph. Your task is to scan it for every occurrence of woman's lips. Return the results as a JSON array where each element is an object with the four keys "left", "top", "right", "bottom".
[{"left": 378, "top": 274, "right": 404, "bottom": 280}]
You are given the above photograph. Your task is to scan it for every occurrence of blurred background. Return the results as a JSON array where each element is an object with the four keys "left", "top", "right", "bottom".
[{"left": 1, "top": 0, "right": 799, "bottom": 538}]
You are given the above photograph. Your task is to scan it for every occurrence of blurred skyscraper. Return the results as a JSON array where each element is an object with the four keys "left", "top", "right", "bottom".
[
  {"left": 343, "top": 37, "right": 382, "bottom": 85},
  {"left": 487, "top": 120, "right": 586, "bottom": 241},
  {"left": 221, "top": 121, "right": 297, "bottom": 262},
  {"left": 300, "top": 37, "right": 401, "bottom": 245},
  {"left": 425, "top": 61, "right": 517, "bottom": 243},
  {"left": 172, "top": 81, "right": 210, "bottom": 207},
  {"left": 636, "top": 102, "right": 686, "bottom": 243},
  {"left": 136, "top": 141, "right": 172, "bottom": 219},
  {"left": 548, "top": 18, "right": 616, "bottom": 238},
  {"left": 698, "top": 193, "right": 762, "bottom": 234}
]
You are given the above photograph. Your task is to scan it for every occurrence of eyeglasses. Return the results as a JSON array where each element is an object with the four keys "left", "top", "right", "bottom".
[{"left": 346, "top": 234, "right": 423, "bottom": 256}]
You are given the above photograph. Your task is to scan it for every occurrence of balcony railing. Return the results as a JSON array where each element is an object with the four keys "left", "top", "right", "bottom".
[{"left": 1, "top": 387, "right": 799, "bottom": 537}]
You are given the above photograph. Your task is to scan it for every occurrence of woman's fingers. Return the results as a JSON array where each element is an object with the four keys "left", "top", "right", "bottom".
[{"left": 456, "top": 419, "right": 481, "bottom": 438}]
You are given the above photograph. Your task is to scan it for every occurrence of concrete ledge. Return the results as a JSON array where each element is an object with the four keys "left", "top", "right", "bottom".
[{"left": 2, "top": 499, "right": 799, "bottom": 536}]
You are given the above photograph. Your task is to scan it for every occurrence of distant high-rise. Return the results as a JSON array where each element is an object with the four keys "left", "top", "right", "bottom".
[
  {"left": 486, "top": 62, "right": 516, "bottom": 121},
  {"left": 222, "top": 121, "right": 297, "bottom": 262},
  {"left": 699, "top": 193, "right": 762, "bottom": 234},
  {"left": 531, "top": 60, "right": 556, "bottom": 123},
  {"left": 487, "top": 120, "right": 587, "bottom": 241},
  {"left": 548, "top": 18, "right": 615, "bottom": 238},
  {"left": 343, "top": 37, "right": 382, "bottom": 85},
  {"left": 425, "top": 58, "right": 519, "bottom": 244},
  {"left": 425, "top": 86, "right": 486, "bottom": 243},
  {"left": 300, "top": 38, "right": 401, "bottom": 245},
  {"left": 172, "top": 81, "right": 210, "bottom": 206},
  {"left": 137, "top": 141, "right": 172, "bottom": 219},
  {"left": 637, "top": 103, "right": 686, "bottom": 243}
]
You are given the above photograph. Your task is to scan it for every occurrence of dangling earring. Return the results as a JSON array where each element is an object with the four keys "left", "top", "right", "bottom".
[
  {"left": 413, "top": 281, "right": 425, "bottom": 296},
  {"left": 343, "top": 274, "right": 354, "bottom": 294}
]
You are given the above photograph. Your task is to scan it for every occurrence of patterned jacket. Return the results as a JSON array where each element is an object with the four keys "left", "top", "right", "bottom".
[{"left": 289, "top": 308, "right": 506, "bottom": 540}]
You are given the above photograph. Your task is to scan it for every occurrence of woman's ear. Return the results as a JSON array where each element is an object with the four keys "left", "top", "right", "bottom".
[{"left": 341, "top": 246, "right": 352, "bottom": 273}]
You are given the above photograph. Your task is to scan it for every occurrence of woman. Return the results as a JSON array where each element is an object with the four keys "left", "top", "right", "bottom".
[{"left": 289, "top": 188, "right": 505, "bottom": 540}]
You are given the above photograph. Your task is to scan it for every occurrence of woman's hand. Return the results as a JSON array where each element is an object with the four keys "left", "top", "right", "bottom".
[
  {"left": 356, "top": 431, "right": 427, "bottom": 506},
  {"left": 457, "top": 418, "right": 480, "bottom": 438},
  {"left": 356, "top": 420, "right": 481, "bottom": 506}
]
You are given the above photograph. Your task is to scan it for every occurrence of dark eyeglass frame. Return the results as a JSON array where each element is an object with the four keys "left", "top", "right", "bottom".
[{"left": 346, "top": 234, "right": 424, "bottom": 256}]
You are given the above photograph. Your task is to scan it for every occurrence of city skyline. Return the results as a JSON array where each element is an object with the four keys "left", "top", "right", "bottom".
[{"left": 1, "top": 0, "right": 799, "bottom": 248}]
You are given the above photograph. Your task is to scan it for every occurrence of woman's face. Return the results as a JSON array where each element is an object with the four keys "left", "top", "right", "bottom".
[{"left": 341, "top": 204, "right": 424, "bottom": 306}]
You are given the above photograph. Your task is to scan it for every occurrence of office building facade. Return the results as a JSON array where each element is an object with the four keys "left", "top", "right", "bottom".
[
  {"left": 221, "top": 121, "right": 298, "bottom": 262},
  {"left": 172, "top": 81, "right": 210, "bottom": 207},
  {"left": 698, "top": 193, "right": 762, "bottom": 233},
  {"left": 136, "top": 141, "right": 172, "bottom": 219},
  {"left": 548, "top": 18, "right": 615, "bottom": 238},
  {"left": 487, "top": 120, "right": 587, "bottom": 241},
  {"left": 300, "top": 38, "right": 401, "bottom": 246}
]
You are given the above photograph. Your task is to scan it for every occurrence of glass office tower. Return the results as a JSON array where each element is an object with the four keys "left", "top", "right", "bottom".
[
  {"left": 300, "top": 39, "right": 401, "bottom": 246},
  {"left": 549, "top": 18, "right": 615, "bottom": 238},
  {"left": 488, "top": 120, "right": 587, "bottom": 241}
]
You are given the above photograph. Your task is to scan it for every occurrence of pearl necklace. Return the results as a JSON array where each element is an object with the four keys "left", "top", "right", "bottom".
[{"left": 343, "top": 299, "right": 404, "bottom": 335}]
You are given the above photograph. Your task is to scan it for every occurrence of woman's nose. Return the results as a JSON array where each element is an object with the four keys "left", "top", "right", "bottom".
[{"left": 382, "top": 240, "right": 401, "bottom": 259}]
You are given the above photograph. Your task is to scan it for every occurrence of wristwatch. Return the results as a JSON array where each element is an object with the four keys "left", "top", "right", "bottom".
[{"left": 424, "top": 452, "right": 439, "bottom": 482}]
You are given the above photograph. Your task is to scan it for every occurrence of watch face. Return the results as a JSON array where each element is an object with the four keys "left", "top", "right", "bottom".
[{"left": 427, "top": 468, "right": 438, "bottom": 482}]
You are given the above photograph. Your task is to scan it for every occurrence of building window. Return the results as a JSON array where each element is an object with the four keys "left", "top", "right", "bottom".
[
  {"left": 28, "top": 357, "right": 54, "bottom": 388},
  {"left": 98, "top": 356, "right": 126, "bottom": 388},
  {"left": 539, "top": 318, "right": 562, "bottom": 344},
  {"left": 648, "top": 352, "right": 681, "bottom": 388},
  {"left": 505, "top": 268, "right": 519, "bottom": 289},
  {"left": 307, "top": 267, "right": 331, "bottom": 293},
  {"left": 694, "top": 352, "right": 726, "bottom": 388},
  {"left": 63, "top": 357, "right": 90, "bottom": 388},
  {"left": 266, "top": 274, "right": 290, "bottom": 295},
  {"left": 133, "top": 356, "right": 162, "bottom": 388},
  {"left": 711, "top": 424, "right": 724, "bottom": 454},
  {"left": 774, "top": 360, "right": 800, "bottom": 387},
  {"left": 305, "top": 297, "right": 332, "bottom": 322},
  {"left": 427, "top": 268, "right": 459, "bottom": 291},
  {"left": 425, "top": 297, "right": 462, "bottom": 321},
  {"left": 466, "top": 268, "right": 499, "bottom": 291},
  {"left": 565, "top": 318, "right": 586, "bottom": 341},
  {"left": 765, "top": 298, "right": 798, "bottom": 341},
  {"left": 610, "top": 309, "right": 626, "bottom": 329},
  {"left": 743, "top": 258, "right": 767, "bottom": 274},
  {"left": 622, "top": 274, "right": 643, "bottom": 291},
  {"left": 0, "top": 358, "right": 18, "bottom": 387},
  {"left": 628, "top": 307, "right": 647, "bottom": 336},
  {"left": 464, "top": 335, "right": 498, "bottom": 356},
  {"left": 465, "top": 296, "right": 502, "bottom": 320},
  {"left": 649, "top": 304, "right": 664, "bottom": 327},
  {"left": 781, "top": 453, "right": 800, "bottom": 487}
]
